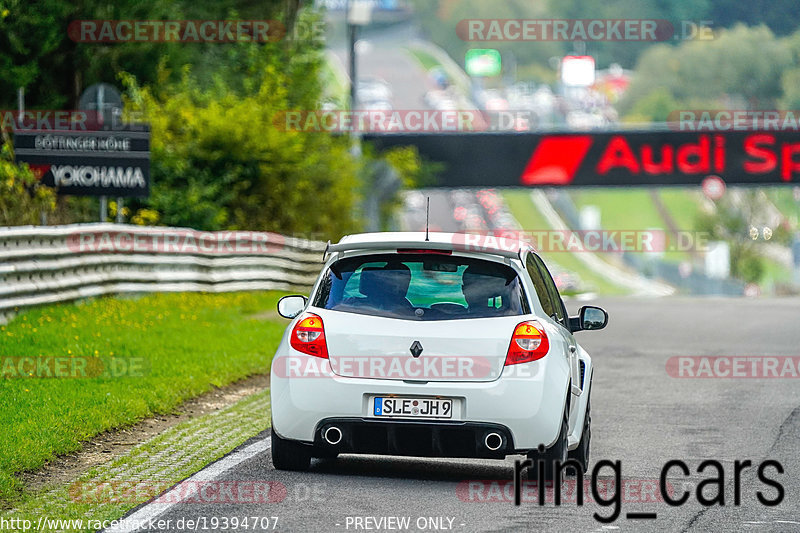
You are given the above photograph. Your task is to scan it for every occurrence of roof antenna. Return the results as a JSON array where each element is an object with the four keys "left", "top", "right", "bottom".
[{"left": 425, "top": 196, "right": 430, "bottom": 241}]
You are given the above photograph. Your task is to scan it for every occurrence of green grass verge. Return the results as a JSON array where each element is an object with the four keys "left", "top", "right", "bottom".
[
  {"left": 760, "top": 256, "right": 794, "bottom": 290},
  {"left": 570, "top": 188, "right": 665, "bottom": 231},
  {"left": 405, "top": 45, "right": 471, "bottom": 96},
  {"left": 407, "top": 48, "right": 440, "bottom": 71},
  {"left": 657, "top": 188, "right": 704, "bottom": 230},
  {"left": 570, "top": 187, "right": 701, "bottom": 262},
  {"left": 502, "top": 190, "right": 628, "bottom": 295},
  {"left": 0, "top": 291, "right": 289, "bottom": 505},
  {"left": 3, "top": 390, "right": 270, "bottom": 532},
  {"left": 764, "top": 187, "right": 799, "bottom": 219}
]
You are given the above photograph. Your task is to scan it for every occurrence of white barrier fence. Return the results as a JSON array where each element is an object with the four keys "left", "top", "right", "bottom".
[{"left": 0, "top": 223, "right": 326, "bottom": 324}]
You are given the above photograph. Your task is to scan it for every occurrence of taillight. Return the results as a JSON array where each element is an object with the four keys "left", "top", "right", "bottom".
[
  {"left": 290, "top": 313, "right": 329, "bottom": 359},
  {"left": 505, "top": 320, "right": 549, "bottom": 366}
]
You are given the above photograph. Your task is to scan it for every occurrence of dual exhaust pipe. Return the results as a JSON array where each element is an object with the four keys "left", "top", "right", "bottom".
[{"left": 323, "top": 425, "right": 503, "bottom": 451}]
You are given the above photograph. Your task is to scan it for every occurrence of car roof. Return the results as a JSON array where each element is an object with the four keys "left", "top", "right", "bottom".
[{"left": 328, "top": 232, "right": 532, "bottom": 261}]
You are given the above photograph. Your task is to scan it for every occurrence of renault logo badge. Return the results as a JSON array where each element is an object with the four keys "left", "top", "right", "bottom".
[{"left": 410, "top": 341, "right": 423, "bottom": 358}]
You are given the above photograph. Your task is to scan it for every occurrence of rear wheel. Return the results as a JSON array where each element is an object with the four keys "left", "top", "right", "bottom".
[
  {"left": 271, "top": 428, "right": 312, "bottom": 471},
  {"left": 567, "top": 395, "right": 591, "bottom": 474},
  {"left": 527, "top": 408, "right": 569, "bottom": 480}
]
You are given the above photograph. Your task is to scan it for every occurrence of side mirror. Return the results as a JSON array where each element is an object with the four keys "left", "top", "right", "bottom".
[
  {"left": 277, "top": 295, "right": 307, "bottom": 319},
  {"left": 569, "top": 305, "right": 608, "bottom": 332}
]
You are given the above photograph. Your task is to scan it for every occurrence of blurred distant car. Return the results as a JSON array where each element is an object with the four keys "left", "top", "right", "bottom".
[
  {"left": 404, "top": 191, "right": 426, "bottom": 211},
  {"left": 566, "top": 110, "right": 608, "bottom": 130},
  {"left": 553, "top": 271, "right": 581, "bottom": 293},
  {"left": 476, "top": 89, "right": 509, "bottom": 112},
  {"left": 357, "top": 99, "right": 394, "bottom": 112},
  {"left": 424, "top": 89, "right": 457, "bottom": 110},
  {"left": 428, "top": 66, "right": 450, "bottom": 89},
  {"left": 356, "top": 77, "right": 393, "bottom": 104}
]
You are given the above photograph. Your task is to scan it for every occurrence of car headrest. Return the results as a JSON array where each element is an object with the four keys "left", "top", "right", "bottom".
[
  {"left": 462, "top": 266, "right": 511, "bottom": 310},
  {"left": 359, "top": 264, "right": 412, "bottom": 300}
]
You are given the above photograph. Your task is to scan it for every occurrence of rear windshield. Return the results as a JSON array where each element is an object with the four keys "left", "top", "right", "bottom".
[{"left": 313, "top": 253, "right": 529, "bottom": 320}]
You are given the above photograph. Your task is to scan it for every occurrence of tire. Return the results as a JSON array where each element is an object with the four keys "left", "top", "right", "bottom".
[
  {"left": 527, "top": 408, "right": 569, "bottom": 481},
  {"left": 271, "top": 428, "right": 312, "bottom": 471},
  {"left": 567, "top": 394, "right": 591, "bottom": 474}
]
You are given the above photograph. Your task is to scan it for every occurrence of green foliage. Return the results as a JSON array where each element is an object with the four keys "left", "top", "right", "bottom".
[
  {"left": 122, "top": 49, "right": 360, "bottom": 237},
  {"left": 412, "top": 0, "right": 799, "bottom": 75},
  {"left": 411, "top": 0, "right": 710, "bottom": 72},
  {"left": 105, "top": 8, "right": 360, "bottom": 237},
  {"left": 375, "top": 146, "right": 423, "bottom": 229},
  {"left": 0, "top": 0, "right": 288, "bottom": 109},
  {"left": 0, "top": 142, "right": 56, "bottom": 225},
  {"left": 708, "top": 0, "right": 800, "bottom": 36},
  {"left": 621, "top": 25, "right": 793, "bottom": 116},
  {"left": 117, "top": 8, "right": 421, "bottom": 237},
  {"left": 779, "top": 68, "right": 800, "bottom": 110},
  {"left": 734, "top": 252, "right": 765, "bottom": 284},
  {"left": 623, "top": 87, "right": 680, "bottom": 123},
  {"left": 544, "top": 0, "right": 709, "bottom": 68},
  {"left": 2, "top": 2, "right": 420, "bottom": 233},
  {"left": 695, "top": 194, "right": 767, "bottom": 283}
]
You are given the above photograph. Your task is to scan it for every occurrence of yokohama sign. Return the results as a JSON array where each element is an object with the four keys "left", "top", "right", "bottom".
[
  {"left": 363, "top": 130, "right": 800, "bottom": 187},
  {"left": 14, "top": 128, "right": 150, "bottom": 197}
]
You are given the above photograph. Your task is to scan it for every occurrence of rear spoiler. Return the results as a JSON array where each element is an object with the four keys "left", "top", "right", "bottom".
[{"left": 324, "top": 239, "right": 524, "bottom": 261}]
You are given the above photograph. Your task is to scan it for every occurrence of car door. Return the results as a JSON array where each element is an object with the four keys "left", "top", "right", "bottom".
[{"left": 526, "top": 253, "right": 582, "bottom": 399}]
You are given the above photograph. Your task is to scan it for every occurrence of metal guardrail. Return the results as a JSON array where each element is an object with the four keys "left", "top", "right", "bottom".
[{"left": 0, "top": 223, "right": 326, "bottom": 324}]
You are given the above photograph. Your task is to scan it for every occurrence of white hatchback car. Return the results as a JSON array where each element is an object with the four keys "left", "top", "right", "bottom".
[{"left": 270, "top": 232, "right": 607, "bottom": 476}]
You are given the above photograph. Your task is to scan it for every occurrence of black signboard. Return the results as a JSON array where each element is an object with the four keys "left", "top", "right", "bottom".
[
  {"left": 14, "top": 127, "right": 150, "bottom": 197},
  {"left": 364, "top": 130, "right": 800, "bottom": 187}
]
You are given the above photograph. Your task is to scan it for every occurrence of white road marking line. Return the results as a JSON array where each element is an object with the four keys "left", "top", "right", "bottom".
[{"left": 103, "top": 438, "right": 270, "bottom": 533}]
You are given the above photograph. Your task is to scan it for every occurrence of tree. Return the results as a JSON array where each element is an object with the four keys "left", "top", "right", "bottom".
[
  {"left": 120, "top": 8, "right": 421, "bottom": 238},
  {"left": 544, "top": 0, "right": 709, "bottom": 68},
  {"left": 0, "top": 140, "right": 56, "bottom": 226},
  {"left": 708, "top": 0, "right": 800, "bottom": 36},
  {"left": 0, "top": 0, "right": 287, "bottom": 109},
  {"left": 696, "top": 192, "right": 767, "bottom": 283},
  {"left": 620, "top": 24, "right": 793, "bottom": 117}
]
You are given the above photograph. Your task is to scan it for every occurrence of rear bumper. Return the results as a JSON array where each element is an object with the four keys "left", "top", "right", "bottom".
[
  {"left": 312, "top": 418, "right": 515, "bottom": 458},
  {"left": 270, "top": 346, "right": 571, "bottom": 452}
]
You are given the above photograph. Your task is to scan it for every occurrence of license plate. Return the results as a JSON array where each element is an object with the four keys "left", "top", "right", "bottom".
[{"left": 373, "top": 397, "right": 452, "bottom": 419}]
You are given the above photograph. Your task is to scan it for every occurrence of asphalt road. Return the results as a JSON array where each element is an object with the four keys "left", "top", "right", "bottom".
[
  {"left": 328, "top": 23, "right": 437, "bottom": 110},
  {"left": 120, "top": 297, "right": 800, "bottom": 533}
]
